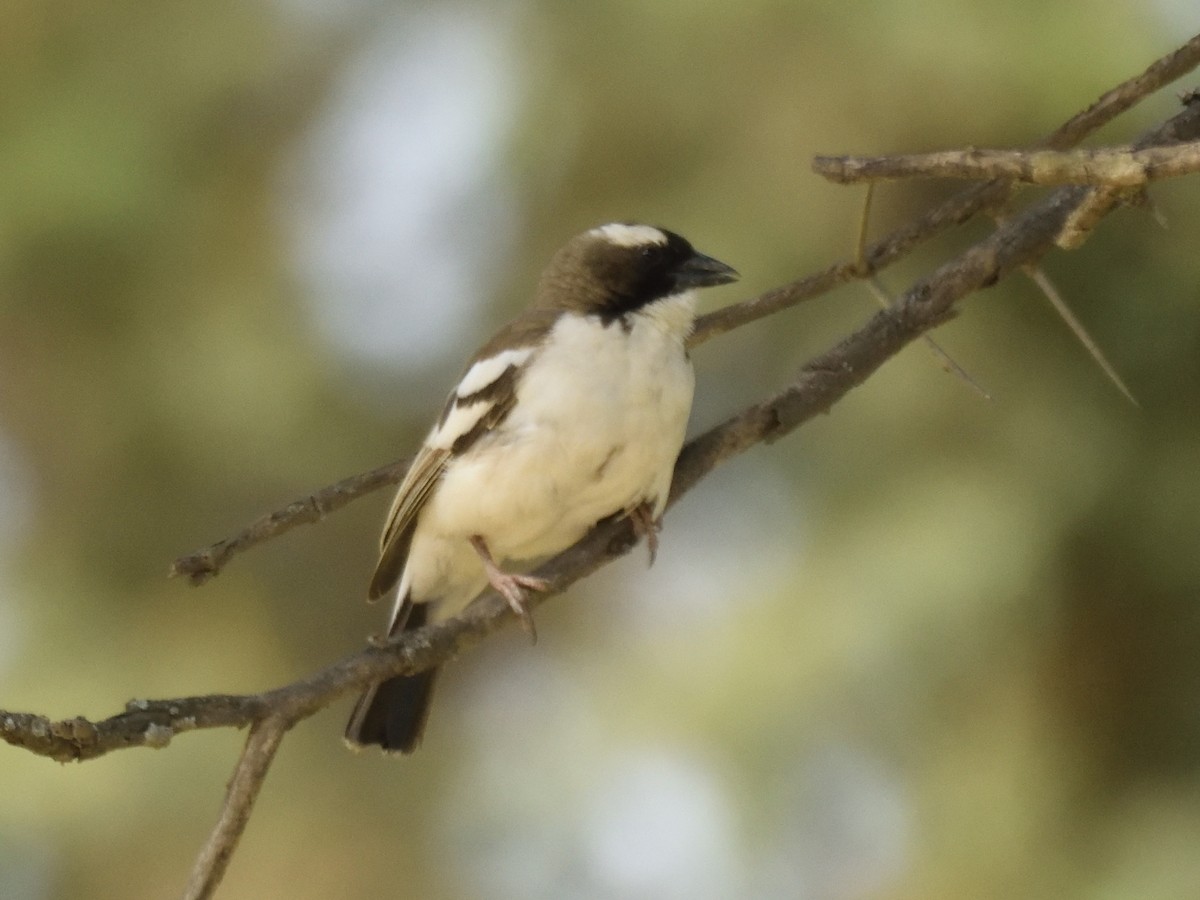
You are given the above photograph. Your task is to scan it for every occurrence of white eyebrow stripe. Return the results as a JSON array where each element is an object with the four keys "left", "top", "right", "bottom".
[
  {"left": 455, "top": 347, "right": 534, "bottom": 399},
  {"left": 592, "top": 223, "right": 667, "bottom": 248},
  {"left": 429, "top": 399, "right": 490, "bottom": 450}
]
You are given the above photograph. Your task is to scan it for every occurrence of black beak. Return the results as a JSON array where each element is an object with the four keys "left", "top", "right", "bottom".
[{"left": 675, "top": 251, "right": 739, "bottom": 290}]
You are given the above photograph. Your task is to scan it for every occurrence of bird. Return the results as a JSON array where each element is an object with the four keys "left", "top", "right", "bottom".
[{"left": 344, "top": 222, "right": 738, "bottom": 754}]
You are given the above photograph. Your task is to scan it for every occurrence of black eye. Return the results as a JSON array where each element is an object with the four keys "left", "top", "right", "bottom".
[{"left": 639, "top": 245, "right": 655, "bottom": 258}]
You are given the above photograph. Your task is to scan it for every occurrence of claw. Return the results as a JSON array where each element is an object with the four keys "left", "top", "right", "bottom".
[
  {"left": 627, "top": 502, "right": 661, "bottom": 566},
  {"left": 469, "top": 536, "right": 549, "bottom": 643}
]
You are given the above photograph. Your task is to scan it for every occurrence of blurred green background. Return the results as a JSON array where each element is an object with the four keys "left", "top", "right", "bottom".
[{"left": 3, "top": 2, "right": 1199, "bottom": 898}]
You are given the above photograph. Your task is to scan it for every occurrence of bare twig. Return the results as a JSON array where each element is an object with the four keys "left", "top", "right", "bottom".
[
  {"left": 813, "top": 142, "right": 1200, "bottom": 186},
  {"left": 1055, "top": 84, "right": 1200, "bottom": 251},
  {"left": 692, "top": 34, "right": 1200, "bottom": 347},
  {"left": 1042, "top": 36, "right": 1200, "bottom": 149},
  {"left": 183, "top": 719, "right": 287, "bottom": 900},
  {"left": 169, "top": 457, "right": 411, "bottom": 585},
  {"left": 1056, "top": 185, "right": 1134, "bottom": 249}
]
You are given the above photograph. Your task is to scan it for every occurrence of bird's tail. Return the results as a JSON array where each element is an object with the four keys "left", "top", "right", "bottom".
[{"left": 344, "top": 602, "right": 439, "bottom": 754}]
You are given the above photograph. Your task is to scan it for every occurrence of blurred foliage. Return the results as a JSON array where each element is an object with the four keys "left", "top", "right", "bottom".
[{"left": 2, "top": 2, "right": 1199, "bottom": 899}]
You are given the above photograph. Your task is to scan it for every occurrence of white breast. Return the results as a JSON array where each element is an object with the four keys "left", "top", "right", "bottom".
[{"left": 406, "top": 294, "right": 696, "bottom": 613}]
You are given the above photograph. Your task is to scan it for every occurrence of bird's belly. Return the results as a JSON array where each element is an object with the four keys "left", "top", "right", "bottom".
[{"left": 420, "top": 315, "right": 693, "bottom": 565}]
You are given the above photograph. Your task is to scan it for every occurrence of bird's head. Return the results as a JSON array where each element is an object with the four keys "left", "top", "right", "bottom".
[{"left": 535, "top": 223, "right": 738, "bottom": 322}]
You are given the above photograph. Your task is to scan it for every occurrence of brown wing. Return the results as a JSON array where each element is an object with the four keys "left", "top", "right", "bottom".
[
  {"left": 368, "top": 444, "right": 450, "bottom": 601},
  {"left": 367, "top": 309, "right": 560, "bottom": 602}
]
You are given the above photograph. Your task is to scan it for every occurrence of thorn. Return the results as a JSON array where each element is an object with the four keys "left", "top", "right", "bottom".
[
  {"left": 865, "top": 276, "right": 992, "bottom": 401},
  {"left": 855, "top": 183, "right": 876, "bottom": 275},
  {"left": 1023, "top": 265, "right": 1139, "bottom": 407}
]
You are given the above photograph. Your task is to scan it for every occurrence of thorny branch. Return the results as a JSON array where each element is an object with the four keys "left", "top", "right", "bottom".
[
  {"left": 688, "top": 35, "right": 1200, "bottom": 346},
  {"left": 8, "top": 77, "right": 1200, "bottom": 768},
  {"left": 812, "top": 142, "right": 1200, "bottom": 186},
  {"left": 168, "top": 42, "right": 1200, "bottom": 588},
  {"left": 3, "top": 33, "right": 1199, "bottom": 900}
]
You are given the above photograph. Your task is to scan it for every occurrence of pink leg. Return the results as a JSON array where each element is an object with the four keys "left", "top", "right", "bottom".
[{"left": 469, "top": 535, "right": 550, "bottom": 643}]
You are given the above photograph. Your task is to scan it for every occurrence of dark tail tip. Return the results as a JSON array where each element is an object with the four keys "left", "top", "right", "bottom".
[{"left": 344, "top": 669, "right": 439, "bottom": 755}]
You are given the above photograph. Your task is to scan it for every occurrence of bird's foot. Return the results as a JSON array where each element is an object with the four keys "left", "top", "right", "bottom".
[
  {"left": 493, "top": 572, "right": 551, "bottom": 643},
  {"left": 627, "top": 502, "right": 662, "bottom": 566},
  {"left": 469, "top": 535, "right": 549, "bottom": 644}
]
